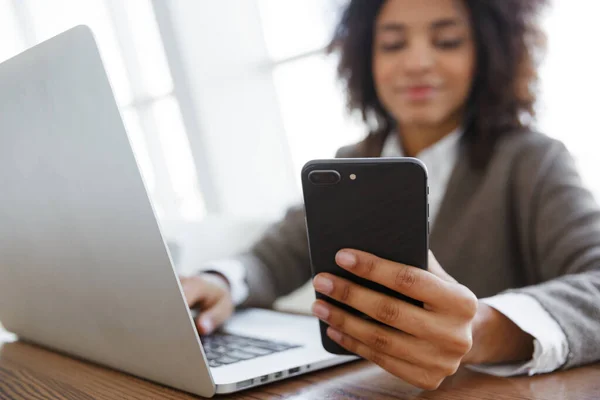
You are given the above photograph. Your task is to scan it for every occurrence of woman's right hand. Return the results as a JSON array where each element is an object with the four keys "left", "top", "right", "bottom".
[{"left": 180, "top": 273, "right": 235, "bottom": 335}]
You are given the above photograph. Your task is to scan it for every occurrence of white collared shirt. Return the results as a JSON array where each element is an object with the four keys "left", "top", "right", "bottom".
[
  {"left": 380, "top": 129, "right": 462, "bottom": 228},
  {"left": 202, "top": 129, "right": 569, "bottom": 377}
]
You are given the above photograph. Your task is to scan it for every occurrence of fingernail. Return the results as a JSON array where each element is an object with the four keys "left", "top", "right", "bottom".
[
  {"left": 336, "top": 251, "right": 357, "bottom": 268},
  {"left": 313, "top": 276, "right": 334, "bottom": 294},
  {"left": 328, "top": 328, "right": 343, "bottom": 342},
  {"left": 312, "top": 302, "right": 330, "bottom": 320},
  {"left": 200, "top": 317, "right": 213, "bottom": 334}
]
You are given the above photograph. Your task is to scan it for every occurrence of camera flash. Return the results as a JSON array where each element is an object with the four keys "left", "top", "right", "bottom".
[{"left": 350, "top": 174, "right": 357, "bottom": 180}]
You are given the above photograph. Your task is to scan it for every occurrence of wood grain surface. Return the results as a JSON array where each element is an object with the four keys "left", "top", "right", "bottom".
[{"left": 1, "top": 334, "right": 599, "bottom": 399}]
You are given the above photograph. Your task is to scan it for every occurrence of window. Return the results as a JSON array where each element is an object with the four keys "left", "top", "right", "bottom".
[
  {"left": 0, "top": 0, "right": 25, "bottom": 62},
  {"left": 258, "top": 0, "right": 335, "bottom": 62},
  {"left": 538, "top": 0, "right": 600, "bottom": 198},
  {"left": 271, "top": 54, "right": 365, "bottom": 181},
  {"left": 2, "top": 0, "right": 205, "bottom": 221},
  {"left": 258, "top": 0, "right": 365, "bottom": 185}
]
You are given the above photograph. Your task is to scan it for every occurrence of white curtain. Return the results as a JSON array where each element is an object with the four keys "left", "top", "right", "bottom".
[{"left": 538, "top": 0, "right": 600, "bottom": 198}]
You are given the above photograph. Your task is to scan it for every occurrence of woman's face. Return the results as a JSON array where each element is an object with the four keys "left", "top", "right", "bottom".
[{"left": 373, "top": 0, "right": 476, "bottom": 129}]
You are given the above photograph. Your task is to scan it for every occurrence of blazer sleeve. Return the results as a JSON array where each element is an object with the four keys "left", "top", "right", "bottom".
[
  {"left": 239, "top": 143, "right": 362, "bottom": 308},
  {"left": 510, "top": 138, "right": 600, "bottom": 369}
]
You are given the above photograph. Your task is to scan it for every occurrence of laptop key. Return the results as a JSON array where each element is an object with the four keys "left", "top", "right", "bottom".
[
  {"left": 229, "top": 342, "right": 268, "bottom": 352},
  {"left": 209, "top": 345, "right": 228, "bottom": 354},
  {"left": 216, "top": 355, "right": 240, "bottom": 365},
  {"left": 205, "top": 351, "right": 220, "bottom": 360},
  {"left": 243, "top": 346, "right": 275, "bottom": 356},
  {"left": 249, "top": 339, "right": 291, "bottom": 348},
  {"left": 228, "top": 350, "right": 257, "bottom": 360},
  {"left": 245, "top": 338, "right": 271, "bottom": 345},
  {"left": 221, "top": 335, "right": 240, "bottom": 344},
  {"left": 226, "top": 342, "right": 247, "bottom": 350}
]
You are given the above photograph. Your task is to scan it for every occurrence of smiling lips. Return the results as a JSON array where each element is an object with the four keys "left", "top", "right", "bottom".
[{"left": 402, "top": 85, "right": 438, "bottom": 102}]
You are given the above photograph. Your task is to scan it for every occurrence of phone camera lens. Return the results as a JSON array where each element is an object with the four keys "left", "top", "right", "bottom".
[{"left": 308, "top": 170, "right": 341, "bottom": 185}]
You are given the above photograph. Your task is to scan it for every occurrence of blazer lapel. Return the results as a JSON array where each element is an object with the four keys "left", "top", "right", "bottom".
[{"left": 429, "top": 146, "right": 483, "bottom": 268}]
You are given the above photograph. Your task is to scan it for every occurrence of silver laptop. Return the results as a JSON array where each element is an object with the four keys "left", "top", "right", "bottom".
[{"left": 0, "top": 26, "right": 355, "bottom": 397}]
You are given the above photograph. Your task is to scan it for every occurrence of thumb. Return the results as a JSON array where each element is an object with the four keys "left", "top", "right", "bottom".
[
  {"left": 196, "top": 296, "right": 234, "bottom": 335},
  {"left": 179, "top": 275, "right": 234, "bottom": 335},
  {"left": 427, "top": 251, "right": 457, "bottom": 283}
]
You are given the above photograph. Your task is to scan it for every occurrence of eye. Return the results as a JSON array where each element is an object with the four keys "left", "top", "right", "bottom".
[
  {"left": 379, "top": 42, "right": 407, "bottom": 52},
  {"left": 435, "top": 39, "right": 464, "bottom": 50}
]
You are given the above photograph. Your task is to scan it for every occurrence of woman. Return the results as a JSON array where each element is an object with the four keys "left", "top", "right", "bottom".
[{"left": 181, "top": 0, "right": 600, "bottom": 390}]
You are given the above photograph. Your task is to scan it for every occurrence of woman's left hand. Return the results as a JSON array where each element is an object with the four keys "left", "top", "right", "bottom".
[{"left": 312, "top": 249, "right": 478, "bottom": 390}]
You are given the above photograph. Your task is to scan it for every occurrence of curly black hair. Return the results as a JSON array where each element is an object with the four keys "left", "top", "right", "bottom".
[{"left": 329, "top": 0, "right": 548, "bottom": 168}]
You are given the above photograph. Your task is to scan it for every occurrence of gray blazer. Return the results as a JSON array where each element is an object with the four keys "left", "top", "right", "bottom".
[{"left": 237, "top": 130, "right": 600, "bottom": 370}]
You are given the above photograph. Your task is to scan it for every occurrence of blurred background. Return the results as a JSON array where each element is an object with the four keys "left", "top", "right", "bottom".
[{"left": 1, "top": 0, "right": 599, "bottom": 293}]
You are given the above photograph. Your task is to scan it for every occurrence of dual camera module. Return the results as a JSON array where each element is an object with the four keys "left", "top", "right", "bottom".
[{"left": 308, "top": 170, "right": 356, "bottom": 185}]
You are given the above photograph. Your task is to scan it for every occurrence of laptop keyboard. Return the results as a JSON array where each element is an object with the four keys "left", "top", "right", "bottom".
[{"left": 200, "top": 333, "right": 301, "bottom": 368}]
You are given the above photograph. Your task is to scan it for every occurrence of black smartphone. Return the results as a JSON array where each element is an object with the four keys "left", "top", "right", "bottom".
[{"left": 301, "top": 158, "right": 429, "bottom": 355}]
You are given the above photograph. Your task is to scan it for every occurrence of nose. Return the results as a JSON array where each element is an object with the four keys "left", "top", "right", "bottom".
[{"left": 404, "top": 40, "right": 434, "bottom": 74}]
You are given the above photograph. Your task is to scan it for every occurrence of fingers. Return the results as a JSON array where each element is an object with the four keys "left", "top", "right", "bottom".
[
  {"left": 326, "top": 327, "right": 451, "bottom": 391},
  {"left": 313, "top": 274, "right": 432, "bottom": 337},
  {"left": 333, "top": 249, "right": 472, "bottom": 311},
  {"left": 312, "top": 300, "right": 442, "bottom": 368},
  {"left": 196, "top": 295, "right": 234, "bottom": 335},
  {"left": 180, "top": 276, "right": 212, "bottom": 308},
  {"left": 312, "top": 250, "right": 476, "bottom": 391},
  {"left": 179, "top": 275, "right": 234, "bottom": 335}
]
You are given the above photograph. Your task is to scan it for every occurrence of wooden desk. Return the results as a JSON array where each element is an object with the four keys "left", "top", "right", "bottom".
[{"left": 1, "top": 334, "right": 599, "bottom": 400}]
